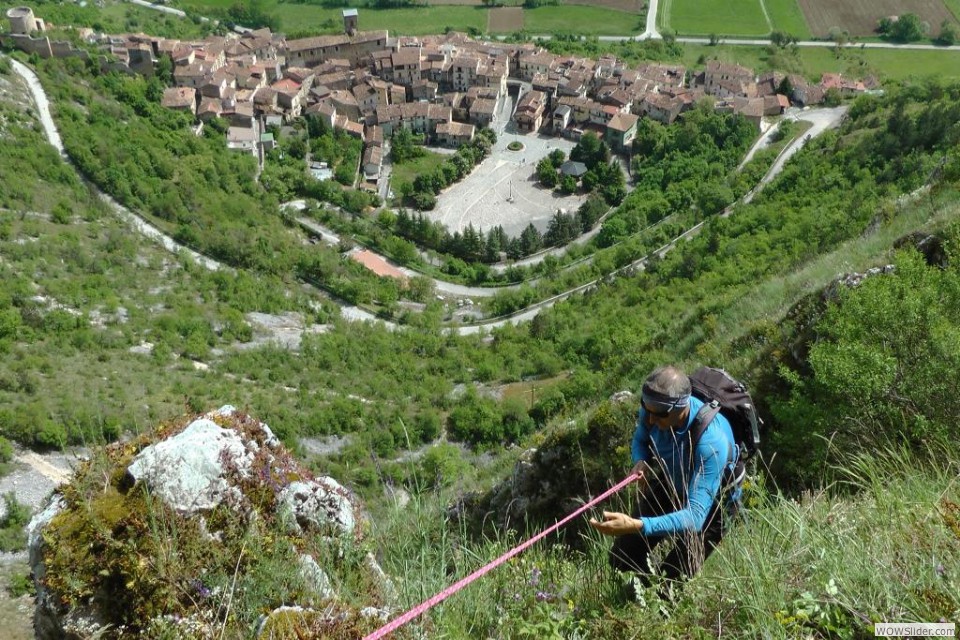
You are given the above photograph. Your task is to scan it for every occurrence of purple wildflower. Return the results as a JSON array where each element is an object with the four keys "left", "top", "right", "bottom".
[
  {"left": 529, "top": 568, "right": 541, "bottom": 587},
  {"left": 191, "top": 579, "right": 212, "bottom": 600}
]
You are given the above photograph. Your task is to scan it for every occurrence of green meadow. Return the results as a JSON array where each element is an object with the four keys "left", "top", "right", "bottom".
[
  {"left": 684, "top": 43, "right": 960, "bottom": 82},
  {"left": 764, "top": 0, "right": 811, "bottom": 39},
  {"left": 333, "top": 5, "right": 488, "bottom": 35},
  {"left": 174, "top": 1, "right": 640, "bottom": 36},
  {"left": 524, "top": 5, "right": 644, "bottom": 36},
  {"left": 660, "top": 0, "right": 770, "bottom": 36}
]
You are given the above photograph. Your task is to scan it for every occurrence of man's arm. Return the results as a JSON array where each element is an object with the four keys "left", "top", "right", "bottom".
[{"left": 630, "top": 409, "right": 650, "bottom": 464}]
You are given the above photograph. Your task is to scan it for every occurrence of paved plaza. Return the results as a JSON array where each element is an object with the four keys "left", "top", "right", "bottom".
[{"left": 426, "top": 128, "right": 588, "bottom": 238}]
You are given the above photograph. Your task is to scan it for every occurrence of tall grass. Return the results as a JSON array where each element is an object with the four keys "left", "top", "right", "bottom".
[{"left": 371, "top": 443, "right": 960, "bottom": 637}]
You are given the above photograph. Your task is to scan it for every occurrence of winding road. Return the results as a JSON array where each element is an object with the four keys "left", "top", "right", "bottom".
[
  {"left": 9, "top": 57, "right": 383, "bottom": 326},
  {"left": 8, "top": 54, "right": 844, "bottom": 335}
]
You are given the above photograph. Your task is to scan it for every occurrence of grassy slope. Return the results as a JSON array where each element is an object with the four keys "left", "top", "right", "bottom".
[
  {"left": 372, "top": 190, "right": 960, "bottom": 636},
  {"left": 374, "top": 444, "right": 960, "bottom": 637},
  {"left": 0, "top": 58, "right": 332, "bottom": 448},
  {"left": 0, "top": 0, "right": 211, "bottom": 40},
  {"left": 0, "top": 561, "right": 32, "bottom": 640},
  {"left": 946, "top": 0, "right": 960, "bottom": 21}
]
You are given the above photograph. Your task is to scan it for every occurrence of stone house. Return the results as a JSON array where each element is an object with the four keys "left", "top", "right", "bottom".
[
  {"left": 468, "top": 98, "right": 496, "bottom": 128},
  {"left": 200, "top": 71, "right": 236, "bottom": 100},
  {"left": 410, "top": 79, "right": 438, "bottom": 103},
  {"left": 435, "top": 121, "right": 475, "bottom": 148},
  {"left": 374, "top": 102, "right": 452, "bottom": 138},
  {"left": 161, "top": 87, "right": 197, "bottom": 114},
  {"left": 514, "top": 89, "right": 547, "bottom": 133},
  {"left": 353, "top": 82, "right": 383, "bottom": 115},
  {"left": 605, "top": 111, "right": 639, "bottom": 152},
  {"left": 518, "top": 50, "right": 558, "bottom": 82},
  {"left": 285, "top": 30, "right": 389, "bottom": 68},
  {"left": 329, "top": 89, "right": 362, "bottom": 121},
  {"left": 391, "top": 48, "right": 422, "bottom": 86},
  {"left": 362, "top": 145, "right": 383, "bottom": 181},
  {"left": 700, "top": 60, "right": 755, "bottom": 97},
  {"left": 173, "top": 63, "right": 208, "bottom": 88},
  {"left": 638, "top": 92, "right": 683, "bottom": 124},
  {"left": 227, "top": 126, "right": 258, "bottom": 154},
  {"left": 447, "top": 55, "right": 481, "bottom": 92},
  {"left": 552, "top": 104, "right": 572, "bottom": 134},
  {"left": 197, "top": 97, "right": 222, "bottom": 121}
]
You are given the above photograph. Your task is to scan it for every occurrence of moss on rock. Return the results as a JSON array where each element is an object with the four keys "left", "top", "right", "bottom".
[{"left": 29, "top": 407, "right": 395, "bottom": 639}]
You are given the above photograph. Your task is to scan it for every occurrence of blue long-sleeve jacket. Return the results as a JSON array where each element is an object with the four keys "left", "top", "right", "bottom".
[{"left": 630, "top": 397, "right": 740, "bottom": 537}]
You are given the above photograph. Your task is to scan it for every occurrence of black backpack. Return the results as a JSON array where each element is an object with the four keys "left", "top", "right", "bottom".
[{"left": 688, "top": 367, "right": 762, "bottom": 486}]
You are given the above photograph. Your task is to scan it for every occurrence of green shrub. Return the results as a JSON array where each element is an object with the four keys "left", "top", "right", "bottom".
[
  {"left": 0, "top": 493, "right": 30, "bottom": 552},
  {"left": 6, "top": 571, "right": 34, "bottom": 598},
  {"left": 0, "top": 436, "right": 12, "bottom": 463},
  {"left": 765, "top": 242, "right": 960, "bottom": 487}
]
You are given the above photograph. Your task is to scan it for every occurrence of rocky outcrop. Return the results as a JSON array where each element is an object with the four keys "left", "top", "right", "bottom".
[
  {"left": 895, "top": 231, "right": 949, "bottom": 269},
  {"left": 279, "top": 478, "right": 357, "bottom": 535},
  {"left": 126, "top": 412, "right": 260, "bottom": 516},
  {"left": 28, "top": 406, "right": 395, "bottom": 640}
]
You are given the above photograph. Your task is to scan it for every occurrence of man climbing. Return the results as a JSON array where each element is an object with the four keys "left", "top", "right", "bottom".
[{"left": 589, "top": 365, "right": 743, "bottom": 582}]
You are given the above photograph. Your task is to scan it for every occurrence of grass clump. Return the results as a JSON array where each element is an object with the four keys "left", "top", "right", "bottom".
[{"left": 0, "top": 493, "right": 30, "bottom": 552}]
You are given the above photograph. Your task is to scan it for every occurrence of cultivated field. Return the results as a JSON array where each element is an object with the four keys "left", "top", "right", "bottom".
[
  {"left": 488, "top": 7, "right": 523, "bottom": 32},
  {"left": 421, "top": 0, "right": 644, "bottom": 10},
  {"left": 524, "top": 5, "right": 643, "bottom": 35},
  {"left": 683, "top": 43, "right": 960, "bottom": 80},
  {"left": 178, "top": 0, "right": 640, "bottom": 36},
  {"left": 660, "top": 0, "right": 770, "bottom": 36},
  {"left": 798, "top": 0, "right": 957, "bottom": 38},
  {"left": 563, "top": 0, "right": 643, "bottom": 12},
  {"left": 764, "top": 0, "right": 812, "bottom": 38}
]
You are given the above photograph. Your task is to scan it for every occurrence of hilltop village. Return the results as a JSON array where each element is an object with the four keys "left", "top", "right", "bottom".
[{"left": 4, "top": 5, "right": 878, "bottom": 189}]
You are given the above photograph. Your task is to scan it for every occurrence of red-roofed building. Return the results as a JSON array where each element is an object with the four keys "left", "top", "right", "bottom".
[{"left": 349, "top": 249, "right": 408, "bottom": 281}]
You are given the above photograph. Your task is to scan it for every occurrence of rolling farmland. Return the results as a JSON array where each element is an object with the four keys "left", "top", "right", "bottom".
[{"left": 798, "top": 0, "right": 957, "bottom": 38}]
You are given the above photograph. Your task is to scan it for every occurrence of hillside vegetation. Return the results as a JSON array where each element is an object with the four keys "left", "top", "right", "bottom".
[
  {"left": 1, "top": 44, "right": 959, "bottom": 637},
  {"left": 3, "top": 50, "right": 960, "bottom": 487}
]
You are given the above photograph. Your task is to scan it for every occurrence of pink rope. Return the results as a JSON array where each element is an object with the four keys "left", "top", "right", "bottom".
[{"left": 362, "top": 472, "right": 640, "bottom": 640}]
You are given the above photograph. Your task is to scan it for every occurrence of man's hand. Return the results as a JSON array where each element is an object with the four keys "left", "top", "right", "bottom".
[
  {"left": 588, "top": 511, "right": 643, "bottom": 537},
  {"left": 631, "top": 461, "right": 650, "bottom": 492}
]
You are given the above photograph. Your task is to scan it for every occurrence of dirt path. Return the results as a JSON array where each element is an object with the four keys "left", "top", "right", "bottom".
[{"left": 15, "top": 452, "right": 72, "bottom": 486}]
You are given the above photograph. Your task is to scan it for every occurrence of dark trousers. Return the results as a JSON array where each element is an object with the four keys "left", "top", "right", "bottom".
[{"left": 609, "top": 479, "right": 732, "bottom": 581}]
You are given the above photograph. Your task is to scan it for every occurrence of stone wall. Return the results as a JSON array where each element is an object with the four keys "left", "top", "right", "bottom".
[{"left": 0, "top": 33, "right": 53, "bottom": 57}]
